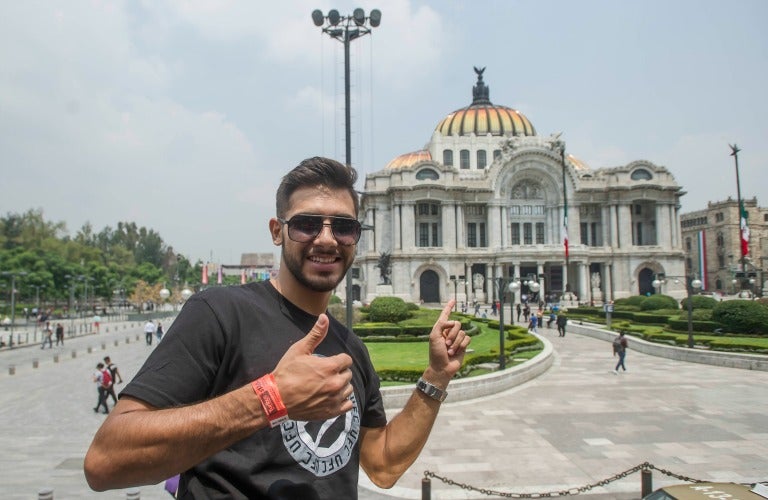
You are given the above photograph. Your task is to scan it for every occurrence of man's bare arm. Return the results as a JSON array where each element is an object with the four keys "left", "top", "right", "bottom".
[{"left": 359, "top": 300, "right": 470, "bottom": 488}]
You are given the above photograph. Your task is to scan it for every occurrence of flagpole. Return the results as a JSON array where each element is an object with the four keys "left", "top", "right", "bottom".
[{"left": 729, "top": 144, "right": 745, "bottom": 274}]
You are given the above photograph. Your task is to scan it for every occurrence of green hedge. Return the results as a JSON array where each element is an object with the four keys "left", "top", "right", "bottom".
[
  {"left": 640, "top": 294, "right": 679, "bottom": 311},
  {"left": 667, "top": 318, "right": 721, "bottom": 333},
  {"left": 368, "top": 296, "right": 412, "bottom": 323}
]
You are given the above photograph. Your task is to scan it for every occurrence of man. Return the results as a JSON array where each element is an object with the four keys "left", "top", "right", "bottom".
[
  {"left": 84, "top": 157, "right": 470, "bottom": 499},
  {"left": 103, "top": 356, "right": 122, "bottom": 404},
  {"left": 40, "top": 321, "right": 53, "bottom": 349},
  {"left": 93, "top": 362, "right": 111, "bottom": 414},
  {"left": 556, "top": 313, "right": 567, "bottom": 337},
  {"left": 143, "top": 320, "right": 155, "bottom": 346},
  {"left": 613, "top": 331, "right": 628, "bottom": 374},
  {"left": 55, "top": 322, "right": 65, "bottom": 346}
]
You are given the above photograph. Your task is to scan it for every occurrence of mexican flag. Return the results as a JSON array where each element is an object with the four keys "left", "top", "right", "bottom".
[{"left": 740, "top": 201, "right": 750, "bottom": 257}]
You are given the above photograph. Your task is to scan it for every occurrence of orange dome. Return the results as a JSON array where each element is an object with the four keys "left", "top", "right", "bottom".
[{"left": 385, "top": 150, "right": 432, "bottom": 170}]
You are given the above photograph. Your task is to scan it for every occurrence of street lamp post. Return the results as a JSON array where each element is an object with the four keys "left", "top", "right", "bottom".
[
  {"left": 159, "top": 286, "right": 171, "bottom": 312},
  {"left": 449, "top": 275, "right": 465, "bottom": 311},
  {"left": 494, "top": 278, "right": 521, "bottom": 370},
  {"left": 685, "top": 276, "right": 703, "bottom": 348},
  {"left": 1, "top": 271, "right": 28, "bottom": 347},
  {"left": 312, "top": 7, "right": 381, "bottom": 331}
]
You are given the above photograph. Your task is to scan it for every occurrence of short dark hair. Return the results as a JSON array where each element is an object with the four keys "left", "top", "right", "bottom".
[{"left": 276, "top": 157, "right": 359, "bottom": 218}]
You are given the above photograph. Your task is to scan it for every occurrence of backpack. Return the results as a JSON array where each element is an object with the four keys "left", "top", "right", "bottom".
[
  {"left": 101, "top": 368, "right": 112, "bottom": 389},
  {"left": 612, "top": 336, "right": 624, "bottom": 354}
]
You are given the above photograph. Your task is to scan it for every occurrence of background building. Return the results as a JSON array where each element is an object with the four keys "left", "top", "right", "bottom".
[
  {"left": 680, "top": 197, "right": 767, "bottom": 297},
  {"left": 346, "top": 69, "right": 688, "bottom": 306}
]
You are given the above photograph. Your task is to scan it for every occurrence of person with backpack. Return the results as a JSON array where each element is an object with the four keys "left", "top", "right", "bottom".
[
  {"left": 103, "top": 356, "right": 122, "bottom": 404},
  {"left": 612, "top": 332, "right": 628, "bottom": 374},
  {"left": 93, "top": 362, "right": 111, "bottom": 414}
]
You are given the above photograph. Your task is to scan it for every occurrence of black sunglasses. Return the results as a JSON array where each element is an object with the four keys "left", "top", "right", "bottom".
[{"left": 278, "top": 214, "right": 362, "bottom": 246}]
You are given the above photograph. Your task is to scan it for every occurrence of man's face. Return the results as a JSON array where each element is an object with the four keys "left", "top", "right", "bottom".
[{"left": 273, "top": 185, "right": 357, "bottom": 293}]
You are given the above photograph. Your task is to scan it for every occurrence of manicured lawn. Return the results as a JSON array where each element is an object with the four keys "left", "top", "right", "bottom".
[{"left": 364, "top": 320, "right": 539, "bottom": 372}]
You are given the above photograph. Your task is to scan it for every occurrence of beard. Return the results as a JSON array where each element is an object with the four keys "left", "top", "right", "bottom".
[{"left": 281, "top": 241, "right": 353, "bottom": 293}]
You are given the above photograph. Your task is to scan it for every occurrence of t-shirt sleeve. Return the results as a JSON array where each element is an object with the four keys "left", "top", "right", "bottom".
[{"left": 121, "top": 296, "right": 226, "bottom": 408}]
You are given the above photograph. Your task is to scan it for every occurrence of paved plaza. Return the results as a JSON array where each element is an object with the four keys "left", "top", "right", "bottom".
[{"left": 0, "top": 316, "right": 766, "bottom": 499}]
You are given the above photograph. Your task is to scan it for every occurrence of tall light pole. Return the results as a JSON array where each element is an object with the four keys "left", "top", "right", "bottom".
[
  {"left": 312, "top": 7, "right": 381, "bottom": 330},
  {"left": 1, "top": 271, "right": 28, "bottom": 347},
  {"left": 494, "top": 277, "right": 521, "bottom": 370}
]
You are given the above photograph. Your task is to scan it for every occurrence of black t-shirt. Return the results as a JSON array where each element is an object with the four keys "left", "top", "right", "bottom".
[{"left": 121, "top": 281, "right": 387, "bottom": 499}]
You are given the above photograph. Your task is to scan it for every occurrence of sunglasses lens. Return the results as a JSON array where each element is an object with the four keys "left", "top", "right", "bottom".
[
  {"left": 332, "top": 219, "right": 361, "bottom": 244},
  {"left": 288, "top": 216, "right": 323, "bottom": 242}
]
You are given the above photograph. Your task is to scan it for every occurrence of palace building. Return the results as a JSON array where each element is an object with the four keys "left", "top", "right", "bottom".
[{"left": 344, "top": 68, "right": 689, "bottom": 306}]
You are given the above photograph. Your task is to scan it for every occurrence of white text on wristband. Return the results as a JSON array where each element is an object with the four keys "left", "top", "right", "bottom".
[{"left": 252, "top": 373, "right": 289, "bottom": 428}]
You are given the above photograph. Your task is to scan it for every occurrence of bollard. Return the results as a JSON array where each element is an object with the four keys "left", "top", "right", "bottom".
[
  {"left": 101, "top": 342, "right": 106, "bottom": 350},
  {"left": 641, "top": 468, "right": 653, "bottom": 497},
  {"left": 38, "top": 487, "right": 54, "bottom": 499},
  {"left": 32, "top": 359, "right": 39, "bottom": 369},
  {"left": 71, "top": 350, "right": 77, "bottom": 359},
  {"left": 53, "top": 354, "right": 59, "bottom": 363},
  {"left": 125, "top": 487, "right": 141, "bottom": 499},
  {"left": 106, "top": 326, "right": 109, "bottom": 333},
  {"left": 422, "top": 477, "right": 431, "bottom": 500},
  {"left": 114, "top": 339, "right": 119, "bottom": 347},
  {"left": 87, "top": 346, "right": 93, "bottom": 354},
  {"left": 126, "top": 337, "right": 130, "bottom": 344},
  {"left": 9, "top": 365, "right": 15, "bottom": 375},
  {"left": 136, "top": 334, "right": 140, "bottom": 342}
]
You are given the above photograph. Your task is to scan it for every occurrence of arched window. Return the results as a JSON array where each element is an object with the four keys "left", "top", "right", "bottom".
[
  {"left": 460, "top": 149, "right": 470, "bottom": 169},
  {"left": 415, "top": 168, "right": 439, "bottom": 181},
  {"left": 630, "top": 168, "right": 653, "bottom": 181},
  {"left": 443, "top": 150, "right": 453, "bottom": 167},
  {"left": 477, "top": 150, "right": 487, "bottom": 169}
]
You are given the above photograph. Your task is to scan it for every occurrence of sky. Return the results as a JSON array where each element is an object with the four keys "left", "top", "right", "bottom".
[{"left": 1, "top": 0, "right": 766, "bottom": 265}]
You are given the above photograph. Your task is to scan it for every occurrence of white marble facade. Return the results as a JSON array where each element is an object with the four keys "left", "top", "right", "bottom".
[{"left": 340, "top": 69, "right": 687, "bottom": 306}]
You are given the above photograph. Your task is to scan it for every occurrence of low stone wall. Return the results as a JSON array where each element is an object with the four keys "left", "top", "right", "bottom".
[
  {"left": 569, "top": 321, "right": 768, "bottom": 372},
  {"left": 381, "top": 333, "right": 554, "bottom": 409}
]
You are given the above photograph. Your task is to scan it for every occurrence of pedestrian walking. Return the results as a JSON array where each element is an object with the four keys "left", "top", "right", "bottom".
[
  {"left": 144, "top": 320, "right": 155, "bottom": 346},
  {"left": 40, "top": 321, "right": 53, "bottom": 349},
  {"left": 612, "top": 331, "right": 628, "bottom": 374},
  {"left": 556, "top": 313, "right": 567, "bottom": 337},
  {"left": 156, "top": 322, "right": 164, "bottom": 342},
  {"left": 103, "top": 356, "right": 122, "bottom": 404},
  {"left": 516, "top": 303, "right": 522, "bottom": 323},
  {"left": 55, "top": 322, "right": 64, "bottom": 346},
  {"left": 528, "top": 314, "right": 538, "bottom": 333},
  {"left": 93, "top": 362, "right": 111, "bottom": 414}
]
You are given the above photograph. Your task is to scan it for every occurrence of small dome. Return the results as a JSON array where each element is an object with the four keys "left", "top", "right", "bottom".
[
  {"left": 435, "top": 67, "right": 536, "bottom": 137},
  {"left": 385, "top": 150, "right": 432, "bottom": 170},
  {"left": 567, "top": 154, "right": 591, "bottom": 172}
]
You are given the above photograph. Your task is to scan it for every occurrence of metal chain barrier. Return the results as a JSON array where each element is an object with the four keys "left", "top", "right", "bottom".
[{"left": 423, "top": 462, "right": 707, "bottom": 498}]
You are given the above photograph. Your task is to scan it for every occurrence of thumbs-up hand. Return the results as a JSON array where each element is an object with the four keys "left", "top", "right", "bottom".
[{"left": 272, "top": 314, "right": 354, "bottom": 422}]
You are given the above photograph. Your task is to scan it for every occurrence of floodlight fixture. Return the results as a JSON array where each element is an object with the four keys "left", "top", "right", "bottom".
[{"left": 311, "top": 9, "right": 324, "bottom": 26}]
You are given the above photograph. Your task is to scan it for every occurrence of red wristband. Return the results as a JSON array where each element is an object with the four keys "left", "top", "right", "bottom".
[{"left": 251, "top": 373, "right": 289, "bottom": 428}]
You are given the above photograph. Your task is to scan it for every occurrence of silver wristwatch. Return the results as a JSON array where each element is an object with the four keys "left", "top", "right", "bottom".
[{"left": 416, "top": 378, "right": 447, "bottom": 402}]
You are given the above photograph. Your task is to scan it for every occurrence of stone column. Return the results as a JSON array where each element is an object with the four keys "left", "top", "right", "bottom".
[{"left": 402, "top": 203, "right": 415, "bottom": 252}]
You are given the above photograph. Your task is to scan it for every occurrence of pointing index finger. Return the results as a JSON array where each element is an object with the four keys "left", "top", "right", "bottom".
[{"left": 438, "top": 300, "right": 456, "bottom": 322}]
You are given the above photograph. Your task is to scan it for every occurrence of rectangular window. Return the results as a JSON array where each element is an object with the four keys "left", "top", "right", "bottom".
[
  {"left": 431, "top": 223, "right": 440, "bottom": 247},
  {"left": 511, "top": 223, "right": 520, "bottom": 244},
  {"left": 419, "top": 223, "right": 430, "bottom": 247},
  {"left": 479, "top": 223, "right": 486, "bottom": 247},
  {"left": 590, "top": 223, "right": 598, "bottom": 246},
  {"left": 493, "top": 149, "right": 501, "bottom": 160},
  {"left": 460, "top": 149, "right": 470, "bottom": 169},
  {"left": 523, "top": 223, "right": 533, "bottom": 245},
  {"left": 535, "top": 223, "right": 545, "bottom": 244},
  {"left": 467, "top": 223, "right": 477, "bottom": 247},
  {"left": 351, "top": 268, "right": 360, "bottom": 279},
  {"left": 477, "top": 150, "right": 487, "bottom": 169},
  {"left": 580, "top": 222, "right": 589, "bottom": 245},
  {"left": 635, "top": 222, "right": 643, "bottom": 245}
]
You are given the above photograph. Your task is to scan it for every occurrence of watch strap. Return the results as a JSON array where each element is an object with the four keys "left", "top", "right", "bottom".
[{"left": 416, "top": 377, "right": 447, "bottom": 402}]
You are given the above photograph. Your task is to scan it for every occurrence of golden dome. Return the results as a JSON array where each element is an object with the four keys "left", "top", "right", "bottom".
[
  {"left": 435, "top": 67, "right": 536, "bottom": 137},
  {"left": 385, "top": 149, "right": 432, "bottom": 170}
]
